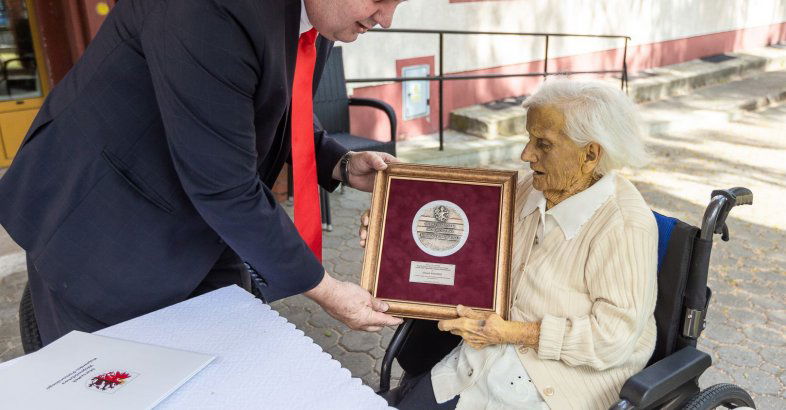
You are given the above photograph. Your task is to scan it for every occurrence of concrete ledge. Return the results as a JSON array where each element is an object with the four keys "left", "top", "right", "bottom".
[
  {"left": 449, "top": 104, "right": 527, "bottom": 140},
  {"left": 399, "top": 134, "right": 526, "bottom": 166},
  {"left": 450, "top": 45, "right": 786, "bottom": 139}
]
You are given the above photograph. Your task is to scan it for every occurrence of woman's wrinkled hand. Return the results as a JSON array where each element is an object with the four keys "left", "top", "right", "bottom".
[
  {"left": 359, "top": 209, "right": 370, "bottom": 248},
  {"left": 438, "top": 305, "right": 540, "bottom": 350}
]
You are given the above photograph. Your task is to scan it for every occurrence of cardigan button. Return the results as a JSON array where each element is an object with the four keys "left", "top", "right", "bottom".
[
  {"left": 543, "top": 386, "right": 555, "bottom": 396},
  {"left": 517, "top": 346, "right": 529, "bottom": 354}
]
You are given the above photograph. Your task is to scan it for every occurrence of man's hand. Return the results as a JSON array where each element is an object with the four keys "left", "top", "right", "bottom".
[
  {"left": 305, "top": 272, "right": 403, "bottom": 331},
  {"left": 333, "top": 151, "right": 399, "bottom": 192},
  {"left": 438, "top": 305, "right": 540, "bottom": 350}
]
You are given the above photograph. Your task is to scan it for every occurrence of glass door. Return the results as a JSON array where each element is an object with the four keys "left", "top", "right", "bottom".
[{"left": 0, "top": 0, "right": 47, "bottom": 167}]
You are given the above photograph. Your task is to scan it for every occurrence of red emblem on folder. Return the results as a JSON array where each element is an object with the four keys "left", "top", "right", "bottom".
[{"left": 88, "top": 370, "right": 135, "bottom": 392}]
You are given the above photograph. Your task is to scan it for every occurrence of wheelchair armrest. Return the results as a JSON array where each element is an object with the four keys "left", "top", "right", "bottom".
[
  {"left": 379, "top": 319, "right": 415, "bottom": 393},
  {"left": 615, "top": 346, "right": 711, "bottom": 409},
  {"left": 348, "top": 97, "right": 398, "bottom": 142}
]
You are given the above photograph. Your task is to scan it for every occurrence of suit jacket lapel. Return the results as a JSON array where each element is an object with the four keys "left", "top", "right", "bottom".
[
  {"left": 284, "top": 0, "right": 300, "bottom": 90},
  {"left": 313, "top": 37, "right": 334, "bottom": 90}
]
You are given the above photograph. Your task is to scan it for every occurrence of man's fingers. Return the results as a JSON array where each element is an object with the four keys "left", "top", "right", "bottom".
[
  {"left": 359, "top": 210, "right": 370, "bottom": 248},
  {"left": 360, "top": 152, "right": 396, "bottom": 171},
  {"left": 370, "top": 153, "right": 389, "bottom": 170},
  {"left": 378, "top": 152, "right": 399, "bottom": 164},
  {"left": 366, "top": 310, "right": 403, "bottom": 327},
  {"left": 370, "top": 297, "right": 389, "bottom": 312},
  {"left": 349, "top": 310, "right": 401, "bottom": 331},
  {"left": 361, "top": 326, "right": 383, "bottom": 332}
]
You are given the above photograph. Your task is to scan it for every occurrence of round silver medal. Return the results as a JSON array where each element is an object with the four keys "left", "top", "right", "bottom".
[{"left": 411, "top": 200, "right": 470, "bottom": 257}]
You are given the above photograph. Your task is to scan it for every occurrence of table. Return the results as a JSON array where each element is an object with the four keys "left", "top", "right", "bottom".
[{"left": 96, "top": 285, "right": 391, "bottom": 409}]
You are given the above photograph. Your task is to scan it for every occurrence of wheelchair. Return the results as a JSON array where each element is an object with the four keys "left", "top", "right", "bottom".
[{"left": 377, "top": 187, "right": 757, "bottom": 410}]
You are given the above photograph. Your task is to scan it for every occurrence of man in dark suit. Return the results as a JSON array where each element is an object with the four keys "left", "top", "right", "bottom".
[{"left": 0, "top": 0, "right": 405, "bottom": 346}]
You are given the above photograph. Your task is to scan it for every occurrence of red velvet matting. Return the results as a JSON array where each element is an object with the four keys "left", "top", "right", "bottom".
[{"left": 376, "top": 178, "right": 501, "bottom": 309}]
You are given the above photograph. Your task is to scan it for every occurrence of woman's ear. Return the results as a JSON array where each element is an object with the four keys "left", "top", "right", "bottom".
[{"left": 582, "top": 142, "right": 602, "bottom": 174}]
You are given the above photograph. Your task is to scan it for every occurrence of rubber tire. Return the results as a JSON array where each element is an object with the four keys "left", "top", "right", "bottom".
[
  {"left": 682, "top": 383, "right": 755, "bottom": 409},
  {"left": 18, "top": 282, "right": 43, "bottom": 354}
]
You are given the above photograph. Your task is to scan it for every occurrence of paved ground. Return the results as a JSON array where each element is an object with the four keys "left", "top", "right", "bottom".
[
  {"left": 624, "top": 104, "right": 786, "bottom": 408},
  {"left": 1, "top": 102, "right": 784, "bottom": 406}
]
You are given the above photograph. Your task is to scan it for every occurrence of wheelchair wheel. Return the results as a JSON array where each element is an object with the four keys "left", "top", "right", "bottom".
[
  {"left": 18, "top": 282, "right": 43, "bottom": 354},
  {"left": 682, "top": 383, "right": 755, "bottom": 409}
]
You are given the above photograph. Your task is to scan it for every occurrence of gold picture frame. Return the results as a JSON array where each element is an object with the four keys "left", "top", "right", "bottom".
[{"left": 360, "top": 163, "right": 517, "bottom": 321}]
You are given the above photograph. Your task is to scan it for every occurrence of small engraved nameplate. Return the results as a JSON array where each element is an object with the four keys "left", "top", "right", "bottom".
[{"left": 409, "top": 261, "right": 456, "bottom": 286}]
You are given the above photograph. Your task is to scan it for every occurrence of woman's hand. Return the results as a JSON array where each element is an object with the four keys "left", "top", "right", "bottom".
[
  {"left": 359, "top": 209, "right": 370, "bottom": 248},
  {"left": 438, "top": 305, "right": 540, "bottom": 350}
]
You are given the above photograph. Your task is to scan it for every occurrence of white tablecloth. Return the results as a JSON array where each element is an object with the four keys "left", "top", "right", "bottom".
[{"left": 96, "top": 285, "right": 392, "bottom": 409}]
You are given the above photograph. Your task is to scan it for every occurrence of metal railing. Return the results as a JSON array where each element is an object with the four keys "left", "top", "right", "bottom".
[{"left": 345, "top": 28, "right": 631, "bottom": 150}]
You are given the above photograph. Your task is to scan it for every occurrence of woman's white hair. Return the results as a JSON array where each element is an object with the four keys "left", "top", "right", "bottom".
[{"left": 522, "top": 77, "right": 649, "bottom": 174}]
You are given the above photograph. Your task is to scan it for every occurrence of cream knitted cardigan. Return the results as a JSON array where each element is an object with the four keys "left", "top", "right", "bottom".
[{"left": 432, "top": 172, "right": 658, "bottom": 409}]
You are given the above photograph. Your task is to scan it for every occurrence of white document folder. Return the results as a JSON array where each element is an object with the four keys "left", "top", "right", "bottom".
[{"left": 0, "top": 330, "right": 215, "bottom": 409}]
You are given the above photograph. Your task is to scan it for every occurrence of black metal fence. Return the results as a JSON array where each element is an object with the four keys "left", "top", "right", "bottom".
[{"left": 345, "top": 28, "right": 631, "bottom": 150}]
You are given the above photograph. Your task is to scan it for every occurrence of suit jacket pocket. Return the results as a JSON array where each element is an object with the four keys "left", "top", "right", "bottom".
[{"left": 101, "top": 149, "right": 175, "bottom": 214}]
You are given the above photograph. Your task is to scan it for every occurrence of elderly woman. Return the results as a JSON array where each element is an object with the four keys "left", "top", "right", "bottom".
[{"left": 360, "top": 79, "right": 658, "bottom": 409}]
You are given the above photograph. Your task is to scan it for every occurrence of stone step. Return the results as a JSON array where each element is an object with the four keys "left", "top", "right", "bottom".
[
  {"left": 400, "top": 70, "right": 786, "bottom": 166},
  {"left": 449, "top": 45, "right": 786, "bottom": 140},
  {"left": 398, "top": 131, "right": 526, "bottom": 167},
  {"left": 640, "top": 70, "right": 786, "bottom": 134}
]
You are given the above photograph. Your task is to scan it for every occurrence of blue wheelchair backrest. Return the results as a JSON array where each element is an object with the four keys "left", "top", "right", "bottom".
[{"left": 653, "top": 211, "right": 678, "bottom": 271}]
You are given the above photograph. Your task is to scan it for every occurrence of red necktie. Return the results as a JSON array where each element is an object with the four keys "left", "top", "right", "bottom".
[{"left": 291, "top": 28, "right": 322, "bottom": 261}]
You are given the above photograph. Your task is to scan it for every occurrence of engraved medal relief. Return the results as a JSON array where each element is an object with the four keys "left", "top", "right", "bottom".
[{"left": 411, "top": 200, "right": 470, "bottom": 257}]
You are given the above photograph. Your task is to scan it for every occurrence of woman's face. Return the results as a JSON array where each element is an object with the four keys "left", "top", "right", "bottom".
[{"left": 520, "top": 105, "right": 595, "bottom": 194}]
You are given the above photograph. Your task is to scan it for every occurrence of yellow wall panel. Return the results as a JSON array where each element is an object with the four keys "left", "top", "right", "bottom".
[{"left": 0, "top": 108, "right": 38, "bottom": 165}]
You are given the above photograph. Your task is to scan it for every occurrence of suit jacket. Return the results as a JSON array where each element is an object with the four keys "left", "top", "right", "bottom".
[{"left": 0, "top": 0, "right": 347, "bottom": 324}]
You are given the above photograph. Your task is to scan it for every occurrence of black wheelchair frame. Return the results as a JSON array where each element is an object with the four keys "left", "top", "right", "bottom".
[{"left": 377, "top": 187, "right": 756, "bottom": 410}]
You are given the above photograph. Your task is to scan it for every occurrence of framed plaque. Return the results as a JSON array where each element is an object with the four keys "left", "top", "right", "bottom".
[{"left": 360, "top": 163, "right": 517, "bottom": 321}]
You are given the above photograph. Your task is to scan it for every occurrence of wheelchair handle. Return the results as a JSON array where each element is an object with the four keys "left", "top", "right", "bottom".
[
  {"left": 725, "top": 187, "right": 753, "bottom": 206},
  {"left": 685, "top": 187, "right": 753, "bottom": 339},
  {"left": 700, "top": 187, "right": 753, "bottom": 241}
]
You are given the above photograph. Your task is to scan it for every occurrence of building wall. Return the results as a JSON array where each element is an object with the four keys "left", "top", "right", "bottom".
[{"left": 343, "top": 0, "right": 786, "bottom": 141}]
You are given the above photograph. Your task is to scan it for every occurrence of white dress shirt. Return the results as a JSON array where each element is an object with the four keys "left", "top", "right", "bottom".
[
  {"left": 300, "top": 0, "right": 313, "bottom": 35},
  {"left": 522, "top": 171, "right": 618, "bottom": 245}
]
